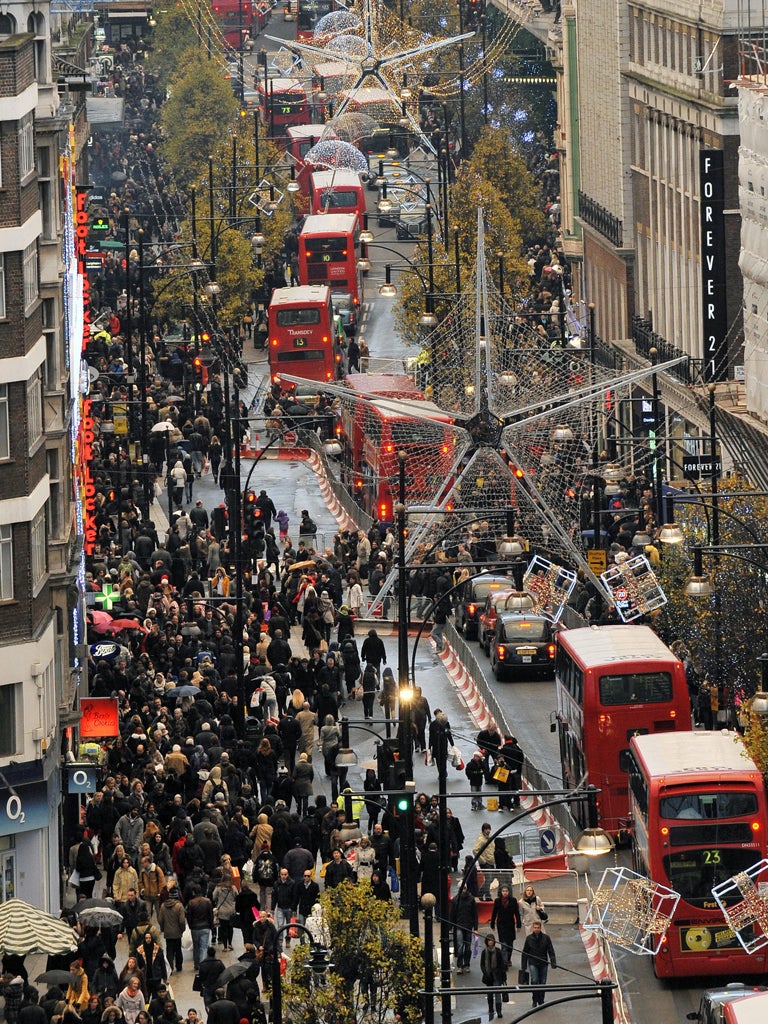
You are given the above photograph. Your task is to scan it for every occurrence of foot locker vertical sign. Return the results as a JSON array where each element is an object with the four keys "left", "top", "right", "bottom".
[{"left": 700, "top": 150, "right": 728, "bottom": 382}]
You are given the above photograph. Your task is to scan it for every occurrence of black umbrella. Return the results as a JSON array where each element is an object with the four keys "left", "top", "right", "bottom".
[
  {"left": 35, "top": 970, "right": 74, "bottom": 987},
  {"left": 219, "top": 962, "right": 250, "bottom": 986}
]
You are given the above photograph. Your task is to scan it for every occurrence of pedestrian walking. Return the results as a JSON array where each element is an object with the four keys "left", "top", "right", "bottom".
[
  {"left": 472, "top": 822, "right": 496, "bottom": 900},
  {"left": 521, "top": 920, "right": 557, "bottom": 1007},
  {"left": 451, "top": 886, "right": 478, "bottom": 975},
  {"left": 480, "top": 934, "right": 507, "bottom": 1019},
  {"left": 519, "top": 884, "right": 548, "bottom": 936},
  {"left": 490, "top": 884, "right": 521, "bottom": 967}
]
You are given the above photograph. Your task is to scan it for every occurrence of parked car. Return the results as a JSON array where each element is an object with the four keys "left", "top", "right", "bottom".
[
  {"left": 478, "top": 589, "right": 517, "bottom": 655},
  {"left": 454, "top": 574, "right": 512, "bottom": 640},
  {"left": 489, "top": 612, "right": 557, "bottom": 681}
]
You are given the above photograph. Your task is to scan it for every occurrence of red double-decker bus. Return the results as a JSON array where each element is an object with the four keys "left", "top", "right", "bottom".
[
  {"left": 310, "top": 169, "right": 367, "bottom": 219},
  {"left": 298, "top": 212, "right": 363, "bottom": 308},
  {"left": 338, "top": 375, "right": 455, "bottom": 522},
  {"left": 296, "top": 0, "right": 335, "bottom": 40},
  {"left": 629, "top": 731, "right": 768, "bottom": 978},
  {"left": 258, "top": 77, "right": 310, "bottom": 138},
  {"left": 211, "top": 0, "right": 253, "bottom": 49},
  {"left": 267, "top": 285, "right": 340, "bottom": 388},
  {"left": 554, "top": 624, "right": 691, "bottom": 838}
]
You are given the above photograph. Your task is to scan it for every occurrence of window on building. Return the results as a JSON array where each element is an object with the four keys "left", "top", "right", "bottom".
[
  {"left": 0, "top": 14, "right": 16, "bottom": 39},
  {"left": 0, "top": 525, "right": 13, "bottom": 601},
  {"left": 47, "top": 449, "right": 64, "bottom": 538},
  {"left": 27, "top": 369, "right": 43, "bottom": 448},
  {"left": 23, "top": 241, "right": 38, "bottom": 312},
  {"left": 0, "top": 255, "right": 5, "bottom": 318},
  {"left": 30, "top": 506, "right": 47, "bottom": 590},
  {"left": 0, "top": 683, "right": 20, "bottom": 757},
  {"left": 0, "top": 385, "right": 9, "bottom": 461},
  {"left": 18, "top": 113, "right": 35, "bottom": 180},
  {"left": 38, "top": 147, "right": 54, "bottom": 239},
  {"left": 43, "top": 298, "right": 58, "bottom": 390}
]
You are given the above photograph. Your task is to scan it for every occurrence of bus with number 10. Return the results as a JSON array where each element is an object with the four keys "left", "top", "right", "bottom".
[
  {"left": 628, "top": 730, "right": 768, "bottom": 978},
  {"left": 298, "top": 212, "right": 363, "bottom": 310}
]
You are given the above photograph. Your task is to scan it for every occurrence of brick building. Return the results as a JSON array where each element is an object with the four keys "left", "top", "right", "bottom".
[{"left": 0, "top": 1, "right": 86, "bottom": 907}]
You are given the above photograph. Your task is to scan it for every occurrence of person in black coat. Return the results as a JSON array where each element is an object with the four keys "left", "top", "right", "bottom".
[
  {"left": 417, "top": 841, "right": 441, "bottom": 905},
  {"left": 369, "top": 869, "right": 391, "bottom": 901},
  {"left": 197, "top": 947, "right": 225, "bottom": 1010},
  {"left": 497, "top": 736, "right": 524, "bottom": 810},
  {"left": 361, "top": 663, "right": 378, "bottom": 721},
  {"left": 295, "top": 871, "right": 320, "bottom": 923},
  {"left": 234, "top": 883, "right": 260, "bottom": 945},
  {"left": 490, "top": 884, "right": 522, "bottom": 967},
  {"left": 451, "top": 887, "right": 479, "bottom": 974},
  {"left": 323, "top": 848, "right": 353, "bottom": 889},
  {"left": 521, "top": 921, "right": 557, "bottom": 1007},
  {"left": 360, "top": 630, "right": 386, "bottom": 671},
  {"left": 480, "top": 933, "right": 506, "bottom": 1019}
]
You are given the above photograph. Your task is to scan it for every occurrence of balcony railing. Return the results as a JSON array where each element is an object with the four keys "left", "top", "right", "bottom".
[{"left": 578, "top": 191, "right": 623, "bottom": 248}]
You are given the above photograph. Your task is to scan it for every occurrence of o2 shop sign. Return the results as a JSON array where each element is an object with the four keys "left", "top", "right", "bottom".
[{"left": 0, "top": 782, "right": 48, "bottom": 836}]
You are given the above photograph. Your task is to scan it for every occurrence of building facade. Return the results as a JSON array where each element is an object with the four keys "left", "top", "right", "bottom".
[{"left": 0, "top": 0, "right": 83, "bottom": 908}]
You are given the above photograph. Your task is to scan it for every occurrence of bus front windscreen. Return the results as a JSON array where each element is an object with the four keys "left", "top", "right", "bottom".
[
  {"left": 599, "top": 671, "right": 673, "bottom": 705},
  {"left": 319, "top": 190, "right": 358, "bottom": 210},
  {"left": 276, "top": 308, "right": 321, "bottom": 326},
  {"left": 663, "top": 848, "right": 760, "bottom": 906}
]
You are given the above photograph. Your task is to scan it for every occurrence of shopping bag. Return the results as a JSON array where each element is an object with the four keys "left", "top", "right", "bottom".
[
  {"left": 487, "top": 796, "right": 499, "bottom": 811},
  {"left": 181, "top": 926, "right": 193, "bottom": 951},
  {"left": 289, "top": 916, "right": 299, "bottom": 939},
  {"left": 388, "top": 866, "right": 400, "bottom": 893},
  {"left": 492, "top": 765, "right": 510, "bottom": 783},
  {"left": 471, "top": 932, "right": 480, "bottom": 958}
]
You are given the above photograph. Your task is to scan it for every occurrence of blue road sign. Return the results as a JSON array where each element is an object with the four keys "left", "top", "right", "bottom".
[{"left": 540, "top": 827, "right": 556, "bottom": 854}]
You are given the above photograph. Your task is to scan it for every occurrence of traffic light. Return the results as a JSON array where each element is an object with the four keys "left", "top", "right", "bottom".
[
  {"left": 243, "top": 489, "right": 257, "bottom": 535},
  {"left": 396, "top": 790, "right": 413, "bottom": 815},
  {"left": 192, "top": 354, "right": 204, "bottom": 392}
]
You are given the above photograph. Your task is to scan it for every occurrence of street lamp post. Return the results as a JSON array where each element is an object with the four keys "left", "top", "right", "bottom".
[
  {"left": 270, "top": 921, "right": 332, "bottom": 1024},
  {"left": 421, "top": 893, "right": 437, "bottom": 1024},
  {"left": 136, "top": 231, "right": 151, "bottom": 518}
]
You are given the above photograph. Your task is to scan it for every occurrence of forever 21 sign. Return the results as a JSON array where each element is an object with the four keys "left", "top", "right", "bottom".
[{"left": 700, "top": 151, "right": 728, "bottom": 382}]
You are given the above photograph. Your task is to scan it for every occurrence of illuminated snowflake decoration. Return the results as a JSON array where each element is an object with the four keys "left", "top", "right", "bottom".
[
  {"left": 329, "top": 112, "right": 378, "bottom": 145},
  {"left": 314, "top": 10, "right": 362, "bottom": 37},
  {"left": 711, "top": 858, "right": 768, "bottom": 954},
  {"left": 266, "top": 0, "right": 475, "bottom": 152},
  {"left": 585, "top": 866, "right": 680, "bottom": 955},
  {"left": 326, "top": 34, "right": 371, "bottom": 58},
  {"left": 281, "top": 210, "right": 681, "bottom": 610},
  {"left": 269, "top": 46, "right": 301, "bottom": 74},
  {"left": 304, "top": 139, "right": 369, "bottom": 174}
]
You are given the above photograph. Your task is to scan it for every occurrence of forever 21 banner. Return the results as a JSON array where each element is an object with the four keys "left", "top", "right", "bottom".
[{"left": 699, "top": 150, "right": 728, "bottom": 382}]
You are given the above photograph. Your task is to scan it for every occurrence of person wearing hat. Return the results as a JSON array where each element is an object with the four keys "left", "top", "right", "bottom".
[{"left": 480, "top": 933, "right": 507, "bottom": 1019}]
